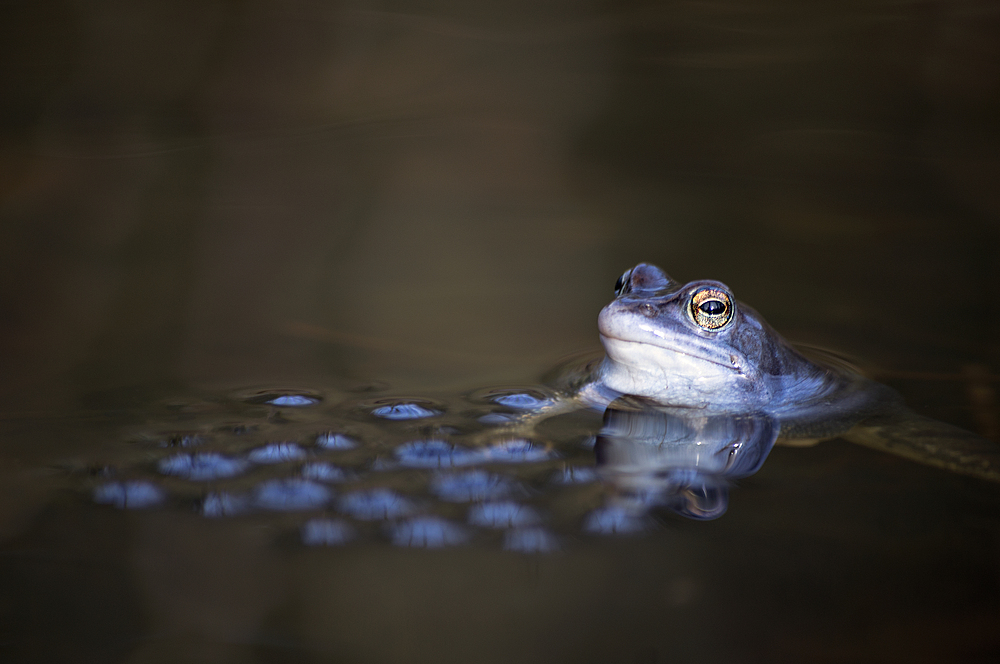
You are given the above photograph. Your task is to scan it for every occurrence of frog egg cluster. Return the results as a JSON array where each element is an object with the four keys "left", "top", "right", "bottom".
[{"left": 87, "top": 390, "right": 627, "bottom": 551}]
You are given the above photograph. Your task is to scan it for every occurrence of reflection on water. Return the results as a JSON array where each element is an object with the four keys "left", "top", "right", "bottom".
[
  {"left": 70, "top": 376, "right": 967, "bottom": 546},
  {"left": 390, "top": 516, "right": 470, "bottom": 548},
  {"left": 7, "top": 350, "right": 1000, "bottom": 663},
  {"left": 80, "top": 388, "right": 591, "bottom": 549},
  {"left": 431, "top": 470, "right": 521, "bottom": 502},
  {"left": 72, "top": 381, "right": 787, "bottom": 551},
  {"left": 301, "top": 517, "right": 357, "bottom": 546},
  {"left": 594, "top": 398, "right": 778, "bottom": 523}
]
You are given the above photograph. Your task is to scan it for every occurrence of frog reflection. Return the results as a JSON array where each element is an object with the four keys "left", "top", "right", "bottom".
[{"left": 589, "top": 397, "right": 778, "bottom": 524}]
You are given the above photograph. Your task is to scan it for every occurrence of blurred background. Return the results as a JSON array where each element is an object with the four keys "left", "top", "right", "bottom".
[
  {"left": 2, "top": 2, "right": 1000, "bottom": 662},
  {"left": 2, "top": 0, "right": 997, "bottom": 414}
]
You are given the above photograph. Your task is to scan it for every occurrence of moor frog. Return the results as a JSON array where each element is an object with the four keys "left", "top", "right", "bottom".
[{"left": 534, "top": 263, "right": 1000, "bottom": 483}]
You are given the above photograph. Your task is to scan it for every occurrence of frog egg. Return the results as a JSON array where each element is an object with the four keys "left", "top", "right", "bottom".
[
  {"left": 337, "top": 489, "right": 414, "bottom": 520},
  {"left": 202, "top": 491, "right": 251, "bottom": 518},
  {"left": 482, "top": 439, "right": 555, "bottom": 463},
  {"left": 301, "top": 461, "right": 348, "bottom": 482},
  {"left": 93, "top": 481, "right": 165, "bottom": 509},
  {"left": 254, "top": 479, "right": 331, "bottom": 511},
  {"left": 430, "top": 471, "right": 516, "bottom": 502},
  {"left": 468, "top": 501, "right": 541, "bottom": 529},
  {"left": 395, "top": 439, "right": 484, "bottom": 468},
  {"left": 248, "top": 442, "right": 308, "bottom": 463},
  {"left": 302, "top": 518, "right": 356, "bottom": 546},
  {"left": 582, "top": 505, "right": 649, "bottom": 535},
  {"left": 371, "top": 402, "right": 440, "bottom": 420},
  {"left": 158, "top": 452, "right": 248, "bottom": 481},
  {"left": 315, "top": 432, "right": 358, "bottom": 450}
]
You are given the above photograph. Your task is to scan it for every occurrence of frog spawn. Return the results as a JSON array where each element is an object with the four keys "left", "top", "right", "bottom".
[
  {"left": 87, "top": 389, "right": 742, "bottom": 550},
  {"left": 92, "top": 440, "right": 571, "bottom": 552}
]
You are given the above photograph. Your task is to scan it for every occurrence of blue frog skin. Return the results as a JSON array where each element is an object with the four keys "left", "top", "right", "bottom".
[
  {"left": 589, "top": 263, "right": 855, "bottom": 412},
  {"left": 574, "top": 263, "right": 885, "bottom": 429},
  {"left": 546, "top": 263, "right": 1000, "bottom": 482}
]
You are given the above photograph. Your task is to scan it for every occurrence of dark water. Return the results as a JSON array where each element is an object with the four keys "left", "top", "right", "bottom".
[{"left": 2, "top": 1, "right": 1000, "bottom": 662}]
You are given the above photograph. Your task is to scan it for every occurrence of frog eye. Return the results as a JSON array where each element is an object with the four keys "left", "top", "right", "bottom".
[
  {"left": 614, "top": 269, "right": 632, "bottom": 296},
  {"left": 690, "top": 288, "right": 733, "bottom": 330}
]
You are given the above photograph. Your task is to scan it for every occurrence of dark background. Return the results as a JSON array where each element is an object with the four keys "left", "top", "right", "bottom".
[{"left": 2, "top": 0, "right": 997, "bottom": 410}]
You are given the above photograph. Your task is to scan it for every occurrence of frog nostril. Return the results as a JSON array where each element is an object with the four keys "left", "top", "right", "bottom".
[{"left": 639, "top": 303, "right": 657, "bottom": 317}]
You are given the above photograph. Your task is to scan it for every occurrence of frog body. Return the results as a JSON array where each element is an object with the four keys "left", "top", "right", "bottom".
[{"left": 550, "top": 263, "right": 1000, "bottom": 482}]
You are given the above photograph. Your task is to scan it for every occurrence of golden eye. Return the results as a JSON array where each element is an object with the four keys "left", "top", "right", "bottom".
[{"left": 690, "top": 288, "right": 733, "bottom": 330}]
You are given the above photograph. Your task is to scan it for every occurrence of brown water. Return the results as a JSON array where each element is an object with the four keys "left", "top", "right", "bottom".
[{"left": 2, "top": 1, "right": 1000, "bottom": 662}]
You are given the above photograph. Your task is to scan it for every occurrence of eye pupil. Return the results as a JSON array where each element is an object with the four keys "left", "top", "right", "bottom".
[
  {"left": 690, "top": 288, "right": 734, "bottom": 330},
  {"left": 699, "top": 300, "right": 725, "bottom": 315}
]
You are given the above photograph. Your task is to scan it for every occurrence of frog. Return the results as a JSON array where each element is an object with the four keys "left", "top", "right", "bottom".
[{"left": 516, "top": 262, "right": 1000, "bottom": 483}]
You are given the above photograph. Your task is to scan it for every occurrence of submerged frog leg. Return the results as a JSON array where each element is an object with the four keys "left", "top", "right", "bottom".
[
  {"left": 842, "top": 409, "right": 1000, "bottom": 483},
  {"left": 773, "top": 407, "right": 869, "bottom": 448}
]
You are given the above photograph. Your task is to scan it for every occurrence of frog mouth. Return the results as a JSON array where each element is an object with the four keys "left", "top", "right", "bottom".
[
  {"left": 599, "top": 333, "right": 738, "bottom": 372},
  {"left": 596, "top": 299, "right": 746, "bottom": 375}
]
